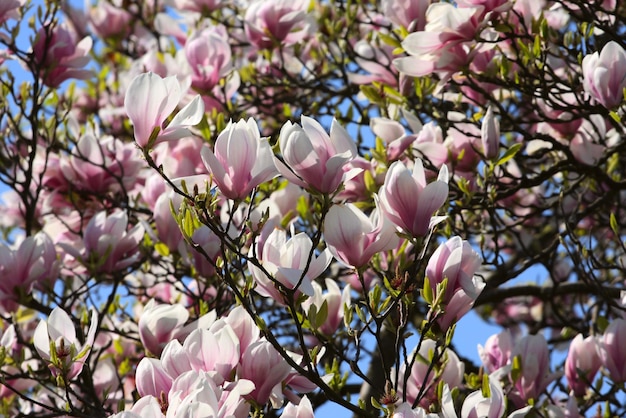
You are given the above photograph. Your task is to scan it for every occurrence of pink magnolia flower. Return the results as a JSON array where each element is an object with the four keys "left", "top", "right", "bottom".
[
  {"left": 398, "top": 339, "right": 464, "bottom": 407},
  {"left": 138, "top": 300, "right": 190, "bottom": 356},
  {"left": 510, "top": 334, "right": 552, "bottom": 404},
  {"left": 201, "top": 118, "right": 278, "bottom": 200},
  {"left": 0, "top": 0, "right": 23, "bottom": 25},
  {"left": 173, "top": 0, "right": 224, "bottom": 13},
  {"left": 394, "top": 4, "right": 484, "bottom": 79},
  {"left": 0, "top": 232, "right": 59, "bottom": 313},
  {"left": 281, "top": 395, "right": 314, "bottom": 418},
  {"left": 458, "top": 376, "right": 506, "bottom": 418},
  {"left": 426, "top": 236, "right": 483, "bottom": 303},
  {"left": 599, "top": 318, "right": 626, "bottom": 383},
  {"left": 249, "top": 225, "right": 332, "bottom": 301},
  {"left": 277, "top": 116, "right": 359, "bottom": 194},
  {"left": 124, "top": 72, "right": 205, "bottom": 149},
  {"left": 60, "top": 130, "right": 143, "bottom": 194},
  {"left": 324, "top": 202, "right": 398, "bottom": 268},
  {"left": 392, "top": 403, "right": 435, "bottom": 418},
  {"left": 185, "top": 225, "right": 221, "bottom": 278},
  {"left": 481, "top": 106, "right": 500, "bottom": 159},
  {"left": 303, "top": 279, "right": 351, "bottom": 336},
  {"left": 184, "top": 27, "right": 232, "bottom": 92},
  {"left": 244, "top": 0, "right": 310, "bottom": 49},
  {"left": 438, "top": 376, "right": 532, "bottom": 418},
  {"left": 88, "top": 0, "right": 132, "bottom": 38},
  {"left": 62, "top": 210, "right": 144, "bottom": 274},
  {"left": 238, "top": 338, "right": 292, "bottom": 405},
  {"left": 370, "top": 117, "right": 417, "bottom": 161},
  {"left": 32, "top": 24, "right": 93, "bottom": 87},
  {"left": 184, "top": 326, "right": 241, "bottom": 381},
  {"left": 378, "top": 159, "right": 449, "bottom": 237},
  {"left": 478, "top": 330, "right": 513, "bottom": 374},
  {"left": 381, "top": 0, "right": 430, "bottom": 31},
  {"left": 223, "top": 306, "right": 261, "bottom": 360},
  {"left": 582, "top": 41, "right": 626, "bottom": 109},
  {"left": 166, "top": 371, "right": 253, "bottom": 418},
  {"left": 135, "top": 358, "right": 173, "bottom": 399},
  {"left": 33, "top": 307, "right": 98, "bottom": 381},
  {"left": 565, "top": 334, "right": 601, "bottom": 396}
]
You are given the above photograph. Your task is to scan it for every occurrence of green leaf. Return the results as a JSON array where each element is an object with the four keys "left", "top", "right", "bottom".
[
  {"left": 422, "top": 277, "right": 433, "bottom": 305},
  {"left": 496, "top": 142, "right": 523, "bottom": 166},
  {"left": 481, "top": 373, "right": 491, "bottom": 398},
  {"left": 610, "top": 213, "right": 619, "bottom": 236}
]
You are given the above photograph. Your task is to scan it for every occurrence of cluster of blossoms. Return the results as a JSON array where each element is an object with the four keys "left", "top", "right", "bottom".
[{"left": 1, "top": 0, "right": 626, "bottom": 417}]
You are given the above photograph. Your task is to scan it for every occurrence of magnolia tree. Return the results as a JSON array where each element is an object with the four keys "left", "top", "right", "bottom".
[{"left": 1, "top": 0, "right": 626, "bottom": 417}]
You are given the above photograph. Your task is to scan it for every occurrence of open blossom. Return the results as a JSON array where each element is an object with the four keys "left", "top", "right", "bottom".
[
  {"left": 0, "top": 232, "right": 59, "bottom": 313},
  {"left": 277, "top": 116, "right": 359, "bottom": 194},
  {"left": 61, "top": 210, "right": 144, "bottom": 274},
  {"left": 244, "top": 0, "right": 310, "bottom": 49},
  {"left": 201, "top": 118, "right": 278, "bottom": 200},
  {"left": 249, "top": 225, "right": 332, "bottom": 301},
  {"left": 32, "top": 24, "right": 92, "bottom": 87},
  {"left": 185, "top": 27, "right": 232, "bottom": 92},
  {"left": 124, "top": 72, "right": 205, "bottom": 149},
  {"left": 60, "top": 130, "right": 143, "bottom": 194},
  {"left": 324, "top": 202, "right": 398, "bottom": 268},
  {"left": 33, "top": 307, "right": 98, "bottom": 381},
  {"left": 166, "top": 371, "right": 254, "bottom": 418},
  {"left": 378, "top": 159, "right": 449, "bottom": 237},
  {"left": 582, "top": 41, "right": 626, "bottom": 109}
]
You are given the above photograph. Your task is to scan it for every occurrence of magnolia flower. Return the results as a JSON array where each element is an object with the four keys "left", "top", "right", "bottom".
[
  {"left": 511, "top": 334, "right": 553, "bottom": 403},
  {"left": 565, "top": 334, "right": 601, "bottom": 396},
  {"left": 249, "top": 225, "right": 332, "bottom": 301},
  {"left": 276, "top": 116, "right": 359, "bottom": 194},
  {"left": 32, "top": 24, "right": 93, "bottom": 87},
  {"left": 599, "top": 318, "right": 626, "bottom": 383},
  {"left": 62, "top": 210, "right": 144, "bottom": 274},
  {"left": 138, "top": 300, "right": 190, "bottom": 356},
  {"left": 238, "top": 338, "right": 292, "bottom": 405},
  {"left": 0, "top": 232, "right": 59, "bottom": 312},
  {"left": 135, "top": 358, "right": 173, "bottom": 399},
  {"left": 398, "top": 339, "right": 464, "bottom": 407},
  {"left": 478, "top": 330, "right": 514, "bottom": 374},
  {"left": 481, "top": 106, "right": 500, "bottom": 159},
  {"left": 124, "top": 72, "right": 205, "bottom": 149},
  {"left": 582, "top": 41, "right": 626, "bottom": 109},
  {"left": 324, "top": 202, "right": 398, "bottom": 268},
  {"left": 378, "top": 159, "right": 449, "bottom": 237},
  {"left": 281, "top": 395, "right": 315, "bottom": 418},
  {"left": 33, "top": 307, "right": 98, "bottom": 381},
  {"left": 184, "top": 27, "right": 232, "bottom": 92},
  {"left": 426, "top": 236, "right": 483, "bottom": 302},
  {"left": 244, "top": 0, "right": 309, "bottom": 49},
  {"left": 303, "top": 279, "right": 352, "bottom": 336},
  {"left": 201, "top": 118, "right": 278, "bottom": 200}
]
